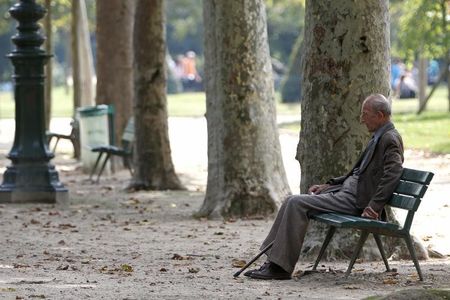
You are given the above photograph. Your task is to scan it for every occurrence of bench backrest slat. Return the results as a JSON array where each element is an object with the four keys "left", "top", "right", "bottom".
[
  {"left": 394, "top": 181, "right": 428, "bottom": 198},
  {"left": 121, "top": 117, "right": 134, "bottom": 144},
  {"left": 388, "top": 194, "right": 421, "bottom": 211},
  {"left": 387, "top": 168, "right": 434, "bottom": 212},
  {"left": 401, "top": 168, "right": 434, "bottom": 185},
  {"left": 121, "top": 117, "right": 134, "bottom": 154}
]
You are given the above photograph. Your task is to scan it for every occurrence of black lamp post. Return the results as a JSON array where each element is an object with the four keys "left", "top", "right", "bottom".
[{"left": 0, "top": 0, "right": 67, "bottom": 203}]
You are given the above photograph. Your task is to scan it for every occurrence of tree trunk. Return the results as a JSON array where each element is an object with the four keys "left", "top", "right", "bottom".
[
  {"left": 71, "top": 0, "right": 80, "bottom": 110},
  {"left": 71, "top": 0, "right": 95, "bottom": 109},
  {"left": 77, "top": 0, "right": 95, "bottom": 107},
  {"left": 280, "top": 35, "right": 303, "bottom": 103},
  {"left": 96, "top": 0, "right": 134, "bottom": 146},
  {"left": 297, "top": 0, "right": 428, "bottom": 261},
  {"left": 418, "top": 54, "right": 427, "bottom": 109},
  {"left": 44, "top": 0, "right": 52, "bottom": 131},
  {"left": 417, "top": 61, "right": 448, "bottom": 114},
  {"left": 197, "top": 0, "right": 290, "bottom": 219},
  {"left": 70, "top": 0, "right": 81, "bottom": 159},
  {"left": 299, "top": 1, "right": 391, "bottom": 192},
  {"left": 128, "top": 0, "right": 185, "bottom": 191},
  {"left": 442, "top": 0, "right": 450, "bottom": 112}
]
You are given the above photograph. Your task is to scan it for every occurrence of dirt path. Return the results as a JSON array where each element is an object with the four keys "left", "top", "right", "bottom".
[{"left": 0, "top": 117, "right": 449, "bottom": 299}]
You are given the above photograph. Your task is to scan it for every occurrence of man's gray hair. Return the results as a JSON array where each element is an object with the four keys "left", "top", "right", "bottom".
[{"left": 364, "top": 93, "right": 391, "bottom": 116}]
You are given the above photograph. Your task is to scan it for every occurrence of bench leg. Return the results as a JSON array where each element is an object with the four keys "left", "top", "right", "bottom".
[
  {"left": 345, "top": 230, "right": 369, "bottom": 278},
  {"left": 96, "top": 153, "right": 111, "bottom": 183},
  {"left": 312, "top": 226, "right": 336, "bottom": 271},
  {"left": 127, "top": 157, "right": 134, "bottom": 176},
  {"left": 52, "top": 137, "right": 60, "bottom": 153},
  {"left": 90, "top": 152, "right": 104, "bottom": 181},
  {"left": 373, "top": 234, "right": 391, "bottom": 272},
  {"left": 404, "top": 233, "right": 424, "bottom": 281}
]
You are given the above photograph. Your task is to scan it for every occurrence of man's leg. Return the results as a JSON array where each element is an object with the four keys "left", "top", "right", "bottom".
[{"left": 252, "top": 179, "right": 360, "bottom": 277}]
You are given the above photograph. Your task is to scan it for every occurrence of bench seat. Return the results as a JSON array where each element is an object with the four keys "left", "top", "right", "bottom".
[{"left": 312, "top": 213, "right": 401, "bottom": 231}]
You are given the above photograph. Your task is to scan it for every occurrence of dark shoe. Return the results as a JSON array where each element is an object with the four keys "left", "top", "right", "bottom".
[
  {"left": 243, "top": 261, "right": 270, "bottom": 277},
  {"left": 248, "top": 262, "right": 291, "bottom": 280}
]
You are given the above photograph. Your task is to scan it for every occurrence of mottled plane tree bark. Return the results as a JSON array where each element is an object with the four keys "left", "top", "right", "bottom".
[
  {"left": 197, "top": 0, "right": 290, "bottom": 218},
  {"left": 128, "top": 0, "right": 184, "bottom": 191},
  {"left": 298, "top": 0, "right": 427, "bottom": 260}
]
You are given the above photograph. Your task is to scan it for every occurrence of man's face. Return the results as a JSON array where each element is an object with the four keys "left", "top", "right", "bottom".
[{"left": 360, "top": 102, "right": 383, "bottom": 133}]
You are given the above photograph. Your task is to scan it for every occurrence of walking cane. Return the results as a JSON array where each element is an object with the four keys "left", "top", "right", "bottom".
[{"left": 233, "top": 241, "right": 274, "bottom": 278}]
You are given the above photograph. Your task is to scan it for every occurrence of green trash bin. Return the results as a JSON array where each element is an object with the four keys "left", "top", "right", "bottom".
[{"left": 77, "top": 105, "right": 113, "bottom": 173}]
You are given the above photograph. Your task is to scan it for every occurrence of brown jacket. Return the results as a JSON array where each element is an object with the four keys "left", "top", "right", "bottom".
[{"left": 328, "top": 122, "right": 404, "bottom": 213}]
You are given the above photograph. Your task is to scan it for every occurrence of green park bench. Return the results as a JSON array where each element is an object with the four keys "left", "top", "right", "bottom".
[
  {"left": 310, "top": 168, "right": 434, "bottom": 281},
  {"left": 46, "top": 119, "right": 79, "bottom": 154},
  {"left": 89, "top": 117, "right": 135, "bottom": 183}
]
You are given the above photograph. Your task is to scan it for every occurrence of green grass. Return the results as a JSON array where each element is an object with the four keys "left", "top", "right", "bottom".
[
  {"left": 1, "top": 85, "right": 449, "bottom": 153},
  {"left": 393, "top": 112, "right": 450, "bottom": 154},
  {"left": 0, "top": 87, "right": 300, "bottom": 118},
  {"left": 0, "top": 86, "right": 73, "bottom": 118},
  {"left": 167, "top": 92, "right": 206, "bottom": 117}
]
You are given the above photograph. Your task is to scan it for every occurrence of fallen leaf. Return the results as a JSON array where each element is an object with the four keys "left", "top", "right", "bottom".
[
  {"left": 383, "top": 278, "right": 399, "bottom": 284},
  {"left": 13, "top": 263, "right": 30, "bottom": 268},
  {"left": 101, "top": 185, "right": 114, "bottom": 191},
  {"left": 343, "top": 286, "right": 360, "bottom": 290},
  {"left": 58, "top": 224, "right": 76, "bottom": 229},
  {"left": 121, "top": 264, "right": 133, "bottom": 272},
  {"left": 172, "top": 254, "right": 185, "bottom": 260},
  {"left": 422, "top": 235, "right": 433, "bottom": 241},
  {"left": 231, "top": 259, "right": 246, "bottom": 268}
]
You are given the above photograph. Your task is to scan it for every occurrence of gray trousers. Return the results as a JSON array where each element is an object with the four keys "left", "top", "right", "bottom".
[{"left": 261, "top": 175, "right": 361, "bottom": 273}]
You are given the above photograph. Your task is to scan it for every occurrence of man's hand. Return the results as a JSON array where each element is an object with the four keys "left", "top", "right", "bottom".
[
  {"left": 361, "top": 206, "right": 379, "bottom": 219},
  {"left": 308, "top": 184, "right": 330, "bottom": 195}
]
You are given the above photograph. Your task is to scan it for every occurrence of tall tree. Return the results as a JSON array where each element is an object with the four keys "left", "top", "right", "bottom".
[
  {"left": 280, "top": 35, "right": 303, "bottom": 102},
  {"left": 197, "top": 0, "right": 290, "bottom": 218},
  {"left": 129, "top": 0, "right": 184, "bottom": 191},
  {"left": 96, "top": 0, "right": 134, "bottom": 145},
  {"left": 72, "top": 0, "right": 95, "bottom": 109},
  {"left": 71, "top": 0, "right": 80, "bottom": 110},
  {"left": 297, "top": 0, "right": 427, "bottom": 260}
]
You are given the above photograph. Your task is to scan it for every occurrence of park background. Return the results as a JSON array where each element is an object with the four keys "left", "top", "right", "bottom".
[{"left": 0, "top": 0, "right": 449, "bottom": 299}]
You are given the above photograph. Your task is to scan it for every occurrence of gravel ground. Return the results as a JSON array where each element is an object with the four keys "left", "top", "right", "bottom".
[{"left": 0, "top": 117, "right": 449, "bottom": 299}]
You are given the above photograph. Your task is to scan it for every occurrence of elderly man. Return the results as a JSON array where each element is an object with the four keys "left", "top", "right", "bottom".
[{"left": 246, "top": 93, "right": 404, "bottom": 280}]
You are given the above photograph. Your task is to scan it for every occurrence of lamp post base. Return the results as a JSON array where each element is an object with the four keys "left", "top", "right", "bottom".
[
  {"left": 0, "top": 190, "right": 68, "bottom": 204},
  {"left": 0, "top": 163, "right": 68, "bottom": 204}
]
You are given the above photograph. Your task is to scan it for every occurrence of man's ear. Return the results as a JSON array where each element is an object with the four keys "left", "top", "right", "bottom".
[{"left": 377, "top": 111, "right": 385, "bottom": 119}]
